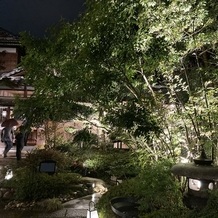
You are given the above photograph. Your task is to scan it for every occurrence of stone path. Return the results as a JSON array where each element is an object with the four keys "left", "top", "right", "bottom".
[{"left": 0, "top": 150, "right": 103, "bottom": 218}]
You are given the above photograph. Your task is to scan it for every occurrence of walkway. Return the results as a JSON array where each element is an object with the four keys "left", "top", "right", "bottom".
[
  {"left": 0, "top": 146, "right": 103, "bottom": 218},
  {"left": 0, "top": 193, "right": 102, "bottom": 218}
]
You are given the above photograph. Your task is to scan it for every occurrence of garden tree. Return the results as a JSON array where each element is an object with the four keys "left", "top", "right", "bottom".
[
  {"left": 16, "top": 0, "right": 218, "bottom": 160},
  {"left": 15, "top": 12, "right": 159, "bottom": 144},
  {"left": 13, "top": 21, "right": 95, "bottom": 145},
  {"left": 74, "top": 0, "right": 218, "bottom": 161},
  {"left": 72, "top": 127, "right": 98, "bottom": 148}
]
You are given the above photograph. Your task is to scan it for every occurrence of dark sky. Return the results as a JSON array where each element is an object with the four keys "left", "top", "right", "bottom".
[{"left": 0, "top": 0, "right": 86, "bottom": 37}]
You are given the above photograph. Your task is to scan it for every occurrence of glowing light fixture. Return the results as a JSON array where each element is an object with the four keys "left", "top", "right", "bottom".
[
  {"left": 5, "top": 170, "right": 13, "bottom": 180},
  {"left": 189, "top": 179, "right": 201, "bottom": 191},
  {"left": 87, "top": 201, "right": 99, "bottom": 218},
  {"left": 2, "top": 110, "right": 6, "bottom": 117}
]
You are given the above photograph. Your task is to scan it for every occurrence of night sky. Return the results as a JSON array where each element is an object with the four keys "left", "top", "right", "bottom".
[{"left": 0, "top": 0, "right": 86, "bottom": 37}]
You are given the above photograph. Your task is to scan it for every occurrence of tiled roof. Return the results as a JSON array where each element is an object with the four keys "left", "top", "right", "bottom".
[{"left": 0, "top": 27, "right": 20, "bottom": 47}]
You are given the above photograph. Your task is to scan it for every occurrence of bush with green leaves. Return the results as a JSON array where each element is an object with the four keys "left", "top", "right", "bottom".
[
  {"left": 21, "top": 148, "right": 73, "bottom": 173},
  {"left": 1, "top": 149, "right": 82, "bottom": 201},
  {"left": 2, "top": 167, "right": 81, "bottom": 201},
  {"left": 55, "top": 142, "right": 76, "bottom": 153},
  {"left": 187, "top": 190, "right": 218, "bottom": 218},
  {"left": 135, "top": 161, "right": 187, "bottom": 217},
  {"left": 66, "top": 147, "right": 140, "bottom": 179},
  {"left": 97, "top": 177, "right": 140, "bottom": 218},
  {"left": 97, "top": 160, "right": 188, "bottom": 218}
]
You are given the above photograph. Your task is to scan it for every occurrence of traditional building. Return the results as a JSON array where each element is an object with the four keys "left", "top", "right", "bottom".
[
  {"left": 0, "top": 27, "right": 34, "bottom": 117},
  {"left": 0, "top": 27, "right": 38, "bottom": 148}
]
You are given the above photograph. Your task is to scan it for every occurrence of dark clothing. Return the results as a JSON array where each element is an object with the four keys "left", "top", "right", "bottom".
[
  {"left": 15, "top": 132, "right": 25, "bottom": 160},
  {"left": 1, "top": 127, "right": 14, "bottom": 157},
  {"left": 15, "top": 131, "right": 29, "bottom": 160}
]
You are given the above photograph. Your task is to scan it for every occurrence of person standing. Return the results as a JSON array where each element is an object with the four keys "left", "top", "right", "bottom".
[
  {"left": 1, "top": 127, "right": 14, "bottom": 158},
  {"left": 15, "top": 125, "right": 29, "bottom": 160}
]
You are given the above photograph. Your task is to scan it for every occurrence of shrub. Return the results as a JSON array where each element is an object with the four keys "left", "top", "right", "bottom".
[
  {"left": 97, "top": 160, "right": 188, "bottom": 218},
  {"left": 21, "top": 148, "right": 73, "bottom": 173},
  {"left": 55, "top": 142, "right": 75, "bottom": 153},
  {"left": 1, "top": 149, "right": 81, "bottom": 202},
  {"left": 68, "top": 147, "right": 140, "bottom": 179},
  {"left": 136, "top": 161, "right": 183, "bottom": 212},
  {"left": 2, "top": 168, "right": 81, "bottom": 201},
  {"left": 97, "top": 178, "right": 138, "bottom": 218},
  {"left": 187, "top": 190, "right": 218, "bottom": 218},
  {"left": 35, "top": 198, "right": 63, "bottom": 212}
]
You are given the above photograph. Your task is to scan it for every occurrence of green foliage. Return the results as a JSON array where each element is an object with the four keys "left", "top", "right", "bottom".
[
  {"left": 104, "top": 102, "right": 160, "bottom": 137},
  {"left": 17, "top": 0, "right": 218, "bottom": 164},
  {"left": 1, "top": 149, "right": 81, "bottom": 201},
  {"left": 67, "top": 147, "right": 139, "bottom": 179},
  {"left": 136, "top": 161, "right": 183, "bottom": 213},
  {"left": 36, "top": 198, "right": 63, "bottom": 212},
  {"left": 199, "top": 195, "right": 218, "bottom": 217},
  {"left": 22, "top": 148, "right": 73, "bottom": 173},
  {"left": 13, "top": 94, "right": 94, "bottom": 129},
  {"left": 55, "top": 142, "right": 76, "bottom": 153},
  {"left": 186, "top": 190, "right": 218, "bottom": 218},
  {"left": 14, "top": 20, "right": 94, "bottom": 127},
  {"left": 72, "top": 127, "right": 98, "bottom": 147},
  {"left": 79, "top": 0, "right": 218, "bottom": 162},
  {"left": 97, "top": 179, "right": 140, "bottom": 218},
  {"left": 88, "top": 150, "right": 139, "bottom": 179},
  {"left": 2, "top": 167, "right": 81, "bottom": 201},
  {"left": 97, "top": 160, "right": 187, "bottom": 218}
]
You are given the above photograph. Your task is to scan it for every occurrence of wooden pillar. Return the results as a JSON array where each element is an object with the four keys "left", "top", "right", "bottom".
[
  {"left": 24, "top": 84, "right": 27, "bottom": 98},
  {"left": 6, "top": 107, "right": 10, "bottom": 119}
]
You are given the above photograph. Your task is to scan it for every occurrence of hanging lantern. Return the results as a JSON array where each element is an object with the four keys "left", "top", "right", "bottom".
[{"left": 87, "top": 201, "right": 99, "bottom": 218}]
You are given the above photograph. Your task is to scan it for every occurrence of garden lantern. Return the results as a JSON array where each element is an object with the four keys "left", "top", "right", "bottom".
[
  {"left": 87, "top": 201, "right": 99, "bottom": 218},
  {"left": 171, "top": 150, "right": 218, "bottom": 209}
]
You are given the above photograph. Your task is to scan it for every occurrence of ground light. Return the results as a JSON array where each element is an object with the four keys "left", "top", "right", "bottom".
[
  {"left": 5, "top": 169, "right": 13, "bottom": 180},
  {"left": 87, "top": 201, "right": 99, "bottom": 218}
]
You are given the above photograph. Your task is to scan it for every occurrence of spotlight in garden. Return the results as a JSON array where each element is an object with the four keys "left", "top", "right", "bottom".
[
  {"left": 5, "top": 169, "right": 13, "bottom": 180},
  {"left": 87, "top": 201, "right": 99, "bottom": 218}
]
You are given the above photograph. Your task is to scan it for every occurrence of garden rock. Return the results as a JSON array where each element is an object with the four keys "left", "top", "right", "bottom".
[
  {"left": 3, "top": 190, "right": 14, "bottom": 200},
  {"left": 0, "top": 187, "right": 14, "bottom": 200},
  {"left": 81, "top": 177, "right": 109, "bottom": 194}
]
